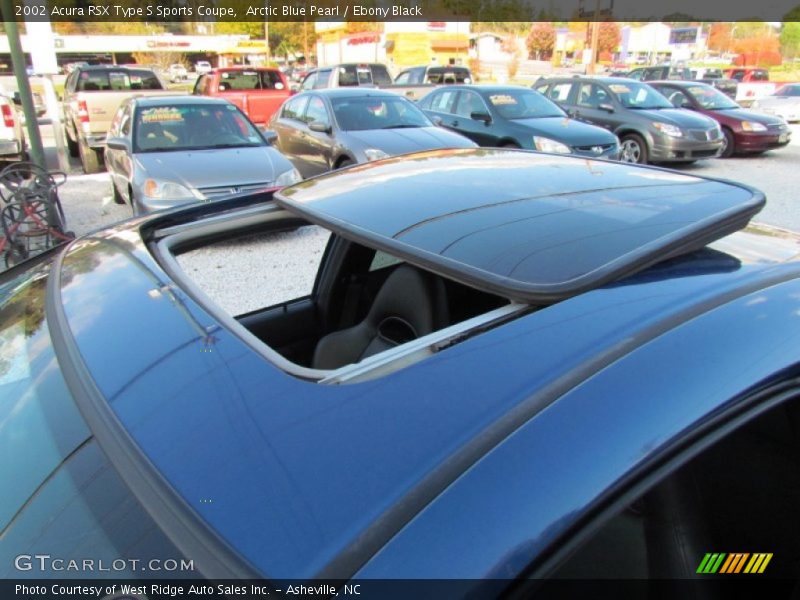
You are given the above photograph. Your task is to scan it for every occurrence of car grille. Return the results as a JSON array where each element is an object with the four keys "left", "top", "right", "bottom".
[
  {"left": 689, "top": 128, "right": 721, "bottom": 141},
  {"left": 573, "top": 143, "right": 616, "bottom": 154},
  {"left": 693, "top": 149, "right": 720, "bottom": 158},
  {"left": 198, "top": 182, "right": 273, "bottom": 199}
]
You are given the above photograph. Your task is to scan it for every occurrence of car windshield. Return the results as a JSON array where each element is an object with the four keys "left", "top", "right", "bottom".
[
  {"left": 687, "top": 85, "right": 739, "bottom": 110},
  {"left": 76, "top": 69, "right": 161, "bottom": 92},
  {"left": 608, "top": 82, "right": 673, "bottom": 109},
  {"left": 486, "top": 89, "right": 565, "bottom": 119},
  {"left": 218, "top": 69, "right": 284, "bottom": 90},
  {"left": 775, "top": 85, "right": 800, "bottom": 97},
  {"left": 331, "top": 96, "right": 432, "bottom": 130},
  {"left": 133, "top": 103, "right": 266, "bottom": 153}
]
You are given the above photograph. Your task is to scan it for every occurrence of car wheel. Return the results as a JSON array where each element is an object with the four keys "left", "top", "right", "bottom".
[
  {"left": 720, "top": 128, "right": 735, "bottom": 158},
  {"left": 337, "top": 158, "right": 354, "bottom": 169},
  {"left": 78, "top": 139, "right": 102, "bottom": 174},
  {"left": 111, "top": 179, "right": 125, "bottom": 205},
  {"left": 128, "top": 186, "right": 139, "bottom": 216},
  {"left": 65, "top": 129, "right": 79, "bottom": 158},
  {"left": 620, "top": 134, "right": 648, "bottom": 164},
  {"left": 501, "top": 141, "right": 521, "bottom": 149}
]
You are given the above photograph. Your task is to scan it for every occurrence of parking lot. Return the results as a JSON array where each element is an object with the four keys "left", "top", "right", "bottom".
[{"left": 49, "top": 122, "right": 800, "bottom": 236}]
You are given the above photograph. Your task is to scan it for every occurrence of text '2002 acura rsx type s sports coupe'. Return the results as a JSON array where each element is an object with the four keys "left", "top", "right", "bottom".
[{"left": 2, "top": 150, "right": 800, "bottom": 598}]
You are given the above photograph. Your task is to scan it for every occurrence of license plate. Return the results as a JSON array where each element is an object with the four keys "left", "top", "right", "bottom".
[{"left": 779, "top": 133, "right": 788, "bottom": 143}]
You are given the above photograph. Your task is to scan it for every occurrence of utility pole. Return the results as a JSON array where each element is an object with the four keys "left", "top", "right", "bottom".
[
  {"left": 586, "top": 0, "right": 601, "bottom": 74},
  {"left": 1, "top": 0, "right": 46, "bottom": 168},
  {"left": 264, "top": 0, "right": 271, "bottom": 66}
]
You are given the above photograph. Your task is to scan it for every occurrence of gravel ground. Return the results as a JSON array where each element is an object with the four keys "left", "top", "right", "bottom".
[{"left": 175, "top": 227, "right": 330, "bottom": 315}]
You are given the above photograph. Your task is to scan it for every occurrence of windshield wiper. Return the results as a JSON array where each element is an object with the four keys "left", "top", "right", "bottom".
[{"left": 381, "top": 124, "right": 422, "bottom": 129}]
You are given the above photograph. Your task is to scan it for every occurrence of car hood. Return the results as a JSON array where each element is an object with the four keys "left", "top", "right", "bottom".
[
  {"left": 343, "top": 126, "right": 476, "bottom": 154},
  {"left": 711, "top": 107, "right": 788, "bottom": 126},
  {"left": 135, "top": 146, "right": 288, "bottom": 190},
  {"left": 513, "top": 116, "right": 618, "bottom": 145},
  {"left": 638, "top": 108, "right": 717, "bottom": 128}
]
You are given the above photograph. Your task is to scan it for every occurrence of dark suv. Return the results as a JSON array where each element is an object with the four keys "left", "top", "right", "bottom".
[
  {"left": 534, "top": 77, "right": 724, "bottom": 164},
  {"left": 626, "top": 65, "right": 691, "bottom": 81}
]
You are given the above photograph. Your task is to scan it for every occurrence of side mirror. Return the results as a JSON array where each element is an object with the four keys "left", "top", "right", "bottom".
[
  {"left": 598, "top": 103, "right": 614, "bottom": 113},
  {"left": 258, "top": 127, "right": 278, "bottom": 144},
  {"left": 432, "top": 116, "right": 443, "bottom": 126},
  {"left": 308, "top": 121, "right": 330, "bottom": 134},
  {"left": 12, "top": 92, "right": 21, "bottom": 106},
  {"left": 470, "top": 111, "right": 492, "bottom": 124},
  {"left": 681, "top": 101, "right": 694, "bottom": 109},
  {"left": 106, "top": 137, "right": 130, "bottom": 152}
]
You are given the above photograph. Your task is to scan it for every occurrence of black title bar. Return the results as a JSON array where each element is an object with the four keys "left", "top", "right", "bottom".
[{"left": 4, "top": 0, "right": 800, "bottom": 23}]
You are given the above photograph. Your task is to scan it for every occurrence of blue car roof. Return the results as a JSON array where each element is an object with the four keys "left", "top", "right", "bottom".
[{"left": 276, "top": 149, "right": 764, "bottom": 302}]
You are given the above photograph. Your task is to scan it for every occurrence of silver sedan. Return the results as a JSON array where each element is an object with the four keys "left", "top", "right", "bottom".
[
  {"left": 105, "top": 96, "right": 300, "bottom": 214},
  {"left": 751, "top": 84, "right": 800, "bottom": 123}
]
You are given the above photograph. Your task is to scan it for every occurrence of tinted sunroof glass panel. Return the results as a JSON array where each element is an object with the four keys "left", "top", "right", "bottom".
[{"left": 277, "top": 149, "right": 763, "bottom": 301}]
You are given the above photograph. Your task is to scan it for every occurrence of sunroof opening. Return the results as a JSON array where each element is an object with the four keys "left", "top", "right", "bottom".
[{"left": 167, "top": 215, "right": 517, "bottom": 383}]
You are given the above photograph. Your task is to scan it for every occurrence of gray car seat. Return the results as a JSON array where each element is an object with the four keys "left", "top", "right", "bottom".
[{"left": 312, "top": 264, "right": 449, "bottom": 370}]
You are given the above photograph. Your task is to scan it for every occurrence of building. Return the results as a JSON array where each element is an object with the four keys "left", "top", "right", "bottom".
[
  {"left": 315, "top": 22, "right": 470, "bottom": 72},
  {"left": 0, "top": 33, "right": 262, "bottom": 73}
]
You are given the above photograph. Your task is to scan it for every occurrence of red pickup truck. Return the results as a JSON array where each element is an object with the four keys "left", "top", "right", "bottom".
[{"left": 193, "top": 67, "right": 291, "bottom": 126}]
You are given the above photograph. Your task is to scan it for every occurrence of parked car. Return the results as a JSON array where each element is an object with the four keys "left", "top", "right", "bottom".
[
  {"left": 626, "top": 64, "right": 737, "bottom": 99},
  {"left": 394, "top": 65, "right": 473, "bottom": 85},
  {"left": 300, "top": 63, "right": 394, "bottom": 91},
  {"left": 751, "top": 83, "right": 800, "bottom": 123},
  {"left": 62, "top": 65, "right": 176, "bottom": 173},
  {"left": 1, "top": 79, "right": 46, "bottom": 119},
  {"left": 534, "top": 77, "right": 723, "bottom": 164},
  {"left": 626, "top": 65, "right": 692, "bottom": 81},
  {"left": 168, "top": 63, "right": 188, "bottom": 83},
  {"left": 4, "top": 149, "right": 800, "bottom": 588},
  {"left": 193, "top": 67, "right": 290, "bottom": 126},
  {"left": 726, "top": 67, "right": 770, "bottom": 82},
  {"left": 387, "top": 65, "right": 475, "bottom": 101},
  {"left": 0, "top": 89, "right": 26, "bottom": 162},
  {"left": 724, "top": 67, "right": 785, "bottom": 106},
  {"left": 104, "top": 96, "right": 300, "bottom": 214},
  {"left": 418, "top": 85, "right": 619, "bottom": 159},
  {"left": 650, "top": 80, "right": 791, "bottom": 158},
  {"left": 269, "top": 88, "right": 476, "bottom": 178},
  {"left": 194, "top": 60, "right": 212, "bottom": 75}
]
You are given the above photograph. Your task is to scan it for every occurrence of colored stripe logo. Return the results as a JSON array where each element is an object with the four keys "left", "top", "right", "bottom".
[{"left": 697, "top": 553, "right": 773, "bottom": 574}]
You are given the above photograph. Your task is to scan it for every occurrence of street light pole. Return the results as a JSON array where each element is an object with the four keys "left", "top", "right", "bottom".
[{"left": 1, "top": 0, "right": 46, "bottom": 168}]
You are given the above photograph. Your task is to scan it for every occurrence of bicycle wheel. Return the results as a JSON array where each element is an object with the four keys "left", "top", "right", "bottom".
[{"left": 0, "top": 162, "right": 67, "bottom": 203}]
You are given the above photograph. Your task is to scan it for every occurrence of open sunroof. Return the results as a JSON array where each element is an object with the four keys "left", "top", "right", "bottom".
[{"left": 276, "top": 149, "right": 765, "bottom": 303}]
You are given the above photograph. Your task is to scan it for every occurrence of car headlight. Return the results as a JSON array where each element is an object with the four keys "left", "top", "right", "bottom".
[
  {"left": 275, "top": 167, "right": 302, "bottom": 187},
  {"left": 143, "top": 179, "right": 196, "bottom": 200},
  {"left": 652, "top": 123, "right": 683, "bottom": 138},
  {"left": 532, "top": 136, "right": 571, "bottom": 154},
  {"left": 741, "top": 121, "right": 767, "bottom": 132},
  {"left": 364, "top": 148, "right": 390, "bottom": 161}
]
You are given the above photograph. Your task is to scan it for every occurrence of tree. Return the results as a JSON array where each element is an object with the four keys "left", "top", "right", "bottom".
[
  {"left": 526, "top": 23, "right": 555, "bottom": 60},
  {"left": 708, "top": 23, "right": 733, "bottom": 53},
  {"left": 597, "top": 21, "right": 620, "bottom": 55},
  {"left": 780, "top": 22, "right": 800, "bottom": 59}
]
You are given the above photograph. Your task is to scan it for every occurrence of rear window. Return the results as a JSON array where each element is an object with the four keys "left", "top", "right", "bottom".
[
  {"left": 76, "top": 69, "right": 161, "bottom": 92},
  {"left": 337, "top": 65, "right": 392, "bottom": 87},
  {"left": 427, "top": 68, "right": 471, "bottom": 84},
  {"left": 218, "top": 70, "right": 285, "bottom": 91}
]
